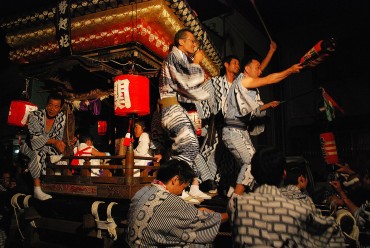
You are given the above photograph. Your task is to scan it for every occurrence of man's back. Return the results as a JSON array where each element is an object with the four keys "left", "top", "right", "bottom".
[
  {"left": 231, "top": 184, "right": 345, "bottom": 248},
  {"left": 280, "top": 184, "right": 318, "bottom": 213},
  {"left": 127, "top": 184, "right": 221, "bottom": 247}
]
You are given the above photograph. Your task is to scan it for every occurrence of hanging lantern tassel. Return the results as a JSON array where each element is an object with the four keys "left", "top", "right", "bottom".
[
  {"left": 123, "top": 119, "right": 133, "bottom": 147},
  {"left": 8, "top": 100, "right": 38, "bottom": 127},
  {"left": 123, "top": 133, "right": 132, "bottom": 147},
  {"left": 320, "top": 132, "right": 339, "bottom": 165},
  {"left": 97, "top": 120, "right": 107, "bottom": 136}
]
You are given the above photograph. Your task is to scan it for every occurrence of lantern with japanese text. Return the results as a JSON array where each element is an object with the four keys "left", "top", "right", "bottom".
[
  {"left": 320, "top": 132, "right": 339, "bottom": 165},
  {"left": 97, "top": 120, "right": 107, "bottom": 136},
  {"left": 187, "top": 110, "right": 202, "bottom": 136},
  {"left": 8, "top": 100, "right": 38, "bottom": 127},
  {"left": 114, "top": 74, "right": 150, "bottom": 116}
]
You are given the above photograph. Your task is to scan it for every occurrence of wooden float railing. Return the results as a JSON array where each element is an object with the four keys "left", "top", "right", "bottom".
[
  {"left": 42, "top": 145, "right": 160, "bottom": 199},
  {"left": 14, "top": 146, "right": 232, "bottom": 248},
  {"left": 46, "top": 155, "right": 159, "bottom": 178}
]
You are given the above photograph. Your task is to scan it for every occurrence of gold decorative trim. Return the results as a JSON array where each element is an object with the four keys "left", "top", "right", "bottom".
[{"left": 3, "top": 0, "right": 221, "bottom": 76}]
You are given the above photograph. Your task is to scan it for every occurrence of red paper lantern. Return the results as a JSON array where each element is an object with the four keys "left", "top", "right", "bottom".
[
  {"left": 114, "top": 74, "right": 150, "bottom": 116},
  {"left": 97, "top": 120, "right": 107, "bottom": 136},
  {"left": 8, "top": 100, "right": 38, "bottom": 127},
  {"left": 320, "top": 132, "right": 339, "bottom": 164},
  {"left": 187, "top": 110, "right": 202, "bottom": 136}
]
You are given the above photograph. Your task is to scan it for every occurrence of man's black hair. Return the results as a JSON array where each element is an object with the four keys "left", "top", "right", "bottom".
[
  {"left": 174, "top": 28, "right": 192, "bottom": 47},
  {"left": 220, "top": 55, "right": 240, "bottom": 75},
  {"left": 156, "top": 159, "right": 195, "bottom": 185},
  {"left": 79, "top": 133, "right": 93, "bottom": 144},
  {"left": 251, "top": 146, "right": 286, "bottom": 186},
  {"left": 241, "top": 54, "right": 262, "bottom": 69},
  {"left": 47, "top": 92, "right": 64, "bottom": 107},
  {"left": 135, "top": 120, "right": 146, "bottom": 131},
  {"left": 284, "top": 164, "right": 307, "bottom": 186}
]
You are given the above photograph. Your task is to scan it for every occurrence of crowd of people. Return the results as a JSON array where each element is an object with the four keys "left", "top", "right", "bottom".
[{"left": 1, "top": 27, "right": 369, "bottom": 247}]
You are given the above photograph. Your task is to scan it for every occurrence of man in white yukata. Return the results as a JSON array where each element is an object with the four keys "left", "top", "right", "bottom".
[
  {"left": 158, "top": 28, "right": 212, "bottom": 201},
  {"left": 195, "top": 54, "right": 241, "bottom": 194},
  {"left": 20, "top": 92, "right": 66, "bottom": 200},
  {"left": 229, "top": 146, "right": 345, "bottom": 247},
  {"left": 126, "top": 159, "right": 228, "bottom": 247},
  {"left": 197, "top": 42, "right": 278, "bottom": 195},
  {"left": 222, "top": 55, "right": 302, "bottom": 196}
]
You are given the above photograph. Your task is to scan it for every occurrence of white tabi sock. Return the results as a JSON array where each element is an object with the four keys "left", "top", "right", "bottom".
[{"left": 34, "top": 186, "right": 52, "bottom": 201}]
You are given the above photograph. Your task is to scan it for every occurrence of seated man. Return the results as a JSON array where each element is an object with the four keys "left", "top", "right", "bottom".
[
  {"left": 229, "top": 146, "right": 345, "bottom": 247},
  {"left": 73, "top": 133, "right": 110, "bottom": 177},
  {"left": 329, "top": 159, "right": 370, "bottom": 246},
  {"left": 20, "top": 92, "right": 66, "bottom": 200},
  {"left": 280, "top": 163, "right": 317, "bottom": 212},
  {"left": 126, "top": 159, "right": 228, "bottom": 247}
]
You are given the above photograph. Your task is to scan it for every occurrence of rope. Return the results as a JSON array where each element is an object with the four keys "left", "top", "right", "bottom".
[
  {"left": 12, "top": 207, "right": 25, "bottom": 240},
  {"left": 11, "top": 193, "right": 27, "bottom": 241}
]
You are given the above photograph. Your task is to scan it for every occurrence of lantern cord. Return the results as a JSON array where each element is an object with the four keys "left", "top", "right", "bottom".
[
  {"left": 127, "top": 119, "right": 133, "bottom": 133},
  {"left": 111, "top": 59, "right": 159, "bottom": 71},
  {"left": 133, "top": 63, "right": 160, "bottom": 71},
  {"left": 22, "top": 78, "right": 30, "bottom": 100},
  {"left": 85, "top": 56, "right": 130, "bottom": 66},
  {"left": 80, "top": 46, "right": 159, "bottom": 73},
  {"left": 129, "top": 60, "right": 136, "bottom": 74},
  {"left": 103, "top": 58, "right": 158, "bottom": 71}
]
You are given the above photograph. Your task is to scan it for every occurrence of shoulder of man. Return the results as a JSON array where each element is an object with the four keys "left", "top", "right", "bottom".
[{"left": 31, "top": 109, "right": 43, "bottom": 117}]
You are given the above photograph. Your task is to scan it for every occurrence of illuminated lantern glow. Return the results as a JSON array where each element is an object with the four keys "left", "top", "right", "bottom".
[
  {"left": 97, "top": 120, "right": 107, "bottom": 136},
  {"left": 114, "top": 74, "right": 150, "bottom": 116},
  {"left": 187, "top": 110, "right": 202, "bottom": 136},
  {"left": 8, "top": 100, "right": 38, "bottom": 127},
  {"left": 320, "top": 132, "right": 339, "bottom": 164}
]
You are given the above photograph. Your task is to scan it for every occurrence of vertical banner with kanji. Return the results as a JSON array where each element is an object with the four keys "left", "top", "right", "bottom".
[{"left": 56, "top": 0, "right": 72, "bottom": 56}]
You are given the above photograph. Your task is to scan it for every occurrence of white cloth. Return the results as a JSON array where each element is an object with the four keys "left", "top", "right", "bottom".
[
  {"left": 158, "top": 46, "right": 206, "bottom": 168},
  {"left": 73, "top": 143, "right": 100, "bottom": 177},
  {"left": 133, "top": 132, "right": 152, "bottom": 165},
  {"left": 20, "top": 109, "right": 66, "bottom": 179},
  {"left": 133, "top": 132, "right": 152, "bottom": 177}
]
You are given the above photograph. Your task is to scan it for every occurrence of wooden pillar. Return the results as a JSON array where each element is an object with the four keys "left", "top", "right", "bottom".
[
  {"left": 125, "top": 143, "right": 134, "bottom": 184},
  {"left": 81, "top": 159, "right": 91, "bottom": 177}
]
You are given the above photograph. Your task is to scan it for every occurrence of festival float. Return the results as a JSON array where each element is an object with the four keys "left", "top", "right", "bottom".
[{"left": 1, "top": 0, "right": 228, "bottom": 246}]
